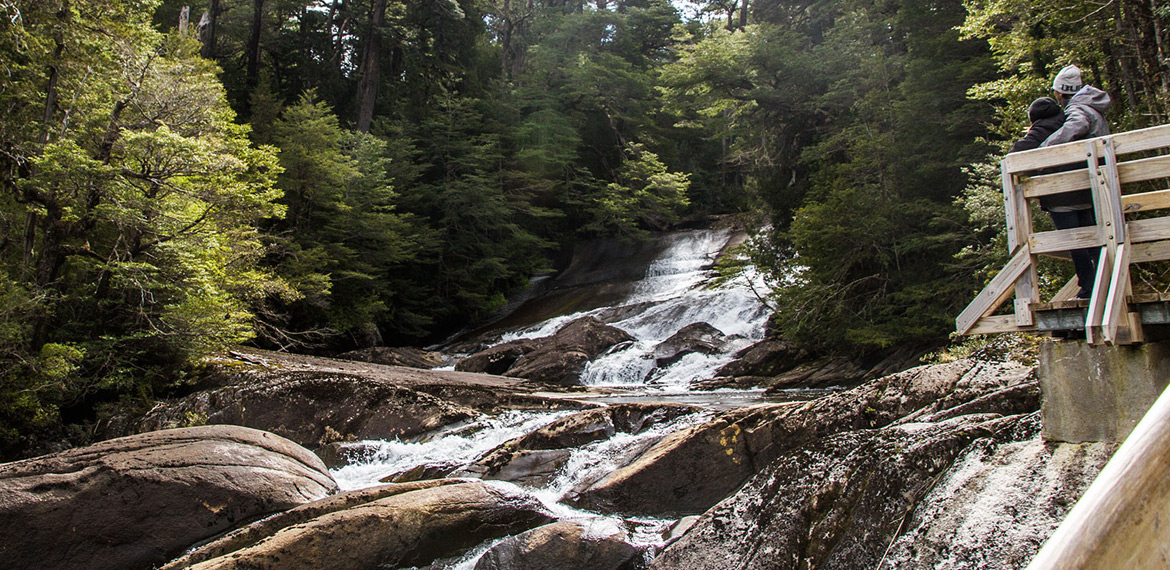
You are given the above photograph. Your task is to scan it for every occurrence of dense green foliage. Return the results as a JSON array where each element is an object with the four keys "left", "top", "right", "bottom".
[{"left": 1, "top": 0, "right": 1169, "bottom": 457}]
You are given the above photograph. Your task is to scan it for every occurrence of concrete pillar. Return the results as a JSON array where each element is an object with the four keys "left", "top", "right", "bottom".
[{"left": 1039, "top": 339, "right": 1170, "bottom": 443}]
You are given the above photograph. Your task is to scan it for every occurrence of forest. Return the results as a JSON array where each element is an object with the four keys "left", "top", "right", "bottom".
[{"left": 0, "top": 0, "right": 1167, "bottom": 456}]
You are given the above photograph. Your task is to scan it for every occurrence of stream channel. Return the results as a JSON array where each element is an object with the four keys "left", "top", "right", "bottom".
[{"left": 330, "top": 227, "right": 820, "bottom": 568}]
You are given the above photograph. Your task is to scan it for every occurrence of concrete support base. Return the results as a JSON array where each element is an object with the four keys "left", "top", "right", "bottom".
[{"left": 1039, "top": 339, "right": 1170, "bottom": 443}]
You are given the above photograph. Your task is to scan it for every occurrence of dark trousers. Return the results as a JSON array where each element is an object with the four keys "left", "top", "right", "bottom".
[{"left": 1049, "top": 208, "right": 1098, "bottom": 297}]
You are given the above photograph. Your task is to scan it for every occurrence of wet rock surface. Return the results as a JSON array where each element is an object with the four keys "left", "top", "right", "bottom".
[
  {"left": 0, "top": 426, "right": 337, "bottom": 570},
  {"left": 705, "top": 340, "right": 929, "bottom": 391},
  {"left": 133, "top": 371, "right": 481, "bottom": 449},
  {"left": 166, "top": 480, "right": 553, "bottom": 570},
  {"left": 652, "top": 322, "right": 728, "bottom": 367},
  {"left": 570, "top": 359, "right": 1042, "bottom": 518},
  {"left": 459, "top": 403, "right": 701, "bottom": 485},
  {"left": 474, "top": 521, "right": 641, "bottom": 570},
  {"left": 457, "top": 316, "right": 635, "bottom": 384},
  {"left": 644, "top": 358, "right": 1114, "bottom": 570},
  {"left": 336, "top": 346, "right": 444, "bottom": 369}
]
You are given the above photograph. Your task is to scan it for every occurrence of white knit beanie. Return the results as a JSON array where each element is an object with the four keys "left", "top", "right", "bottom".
[{"left": 1052, "top": 65, "right": 1083, "bottom": 95}]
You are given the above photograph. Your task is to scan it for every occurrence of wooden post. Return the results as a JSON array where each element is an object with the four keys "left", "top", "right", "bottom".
[
  {"left": 1086, "top": 140, "right": 1121, "bottom": 343},
  {"left": 1003, "top": 165, "right": 1038, "bottom": 326}
]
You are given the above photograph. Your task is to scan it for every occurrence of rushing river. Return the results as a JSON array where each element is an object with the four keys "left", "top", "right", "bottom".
[{"left": 331, "top": 228, "right": 779, "bottom": 567}]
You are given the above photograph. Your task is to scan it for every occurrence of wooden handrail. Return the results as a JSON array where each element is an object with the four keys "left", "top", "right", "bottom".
[{"left": 1026, "top": 382, "right": 1170, "bottom": 569}]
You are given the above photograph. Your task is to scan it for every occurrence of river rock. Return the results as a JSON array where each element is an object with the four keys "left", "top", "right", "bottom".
[
  {"left": 134, "top": 371, "right": 479, "bottom": 449},
  {"left": 570, "top": 359, "right": 1040, "bottom": 517},
  {"left": 652, "top": 322, "right": 728, "bottom": 367},
  {"left": 337, "top": 346, "right": 444, "bottom": 369},
  {"left": 168, "top": 480, "right": 554, "bottom": 570},
  {"left": 509, "top": 317, "right": 636, "bottom": 384},
  {"left": 456, "top": 339, "right": 538, "bottom": 375},
  {"left": 457, "top": 317, "right": 635, "bottom": 384},
  {"left": 0, "top": 426, "right": 337, "bottom": 570},
  {"left": 460, "top": 403, "right": 700, "bottom": 485},
  {"left": 713, "top": 338, "right": 808, "bottom": 379},
  {"left": 569, "top": 408, "right": 763, "bottom": 516},
  {"left": 474, "top": 521, "right": 641, "bottom": 570}
]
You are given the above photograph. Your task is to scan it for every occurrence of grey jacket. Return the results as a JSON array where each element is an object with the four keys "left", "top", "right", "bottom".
[{"left": 1041, "top": 85, "right": 1112, "bottom": 148}]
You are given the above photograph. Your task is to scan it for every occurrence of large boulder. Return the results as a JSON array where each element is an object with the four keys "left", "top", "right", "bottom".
[
  {"left": 475, "top": 521, "right": 641, "bottom": 570},
  {"left": 134, "top": 371, "right": 479, "bottom": 449},
  {"left": 166, "top": 480, "right": 554, "bottom": 570},
  {"left": 337, "top": 346, "right": 444, "bottom": 369},
  {"left": 652, "top": 322, "right": 728, "bottom": 368},
  {"left": 460, "top": 403, "right": 700, "bottom": 486},
  {"left": 457, "top": 317, "right": 635, "bottom": 384},
  {"left": 456, "top": 339, "right": 538, "bottom": 375},
  {"left": 0, "top": 426, "right": 337, "bottom": 570},
  {"left": 570, "top": 359, "right": 1040, "bottom": 517},
  {"left": 569, "top": 408, "right": 763, "bottom": 516},
  {"left": 509, "top": 317, "right": 635, "bottom": 384}
]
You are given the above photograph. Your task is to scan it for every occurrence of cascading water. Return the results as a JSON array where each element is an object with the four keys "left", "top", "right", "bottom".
[
  {"left": 500, "top": 228, "right": 772, "bottom": 391},
  {"left": 330, "top": 227, "right": 772, "bottom": 567}
]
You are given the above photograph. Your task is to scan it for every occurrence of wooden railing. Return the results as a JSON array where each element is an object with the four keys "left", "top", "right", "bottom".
[{"left": 956, "top": 123, "right": 1170, "bottom": 345}]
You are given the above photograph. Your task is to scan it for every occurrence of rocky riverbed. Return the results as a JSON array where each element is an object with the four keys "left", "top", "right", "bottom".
[{"left": 0, "top": 346, "right": 1114, "bottom": 570}]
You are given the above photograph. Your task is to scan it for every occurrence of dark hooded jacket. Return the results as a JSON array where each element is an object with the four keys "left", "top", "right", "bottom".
[
  {"left": 1009, "top": 97, "right": 1065, "bottom": 154},
  {"left": 1008, "top": 97, "right": 1086, "bottom": 210}
]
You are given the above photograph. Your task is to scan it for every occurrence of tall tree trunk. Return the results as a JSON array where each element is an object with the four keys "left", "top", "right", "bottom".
[
  {"left": 739, "top": 0, "right": 748, "bottom": 29},
  {"left": 25, "top": 3, "right": 69, "bottom": 272},
  {"left": 200, "top": 0, "right": 219, "bottom": 59},
  {"left": 356, "top": 0, "right": 388, "bottom": 133},
  {"left": 246, "top": 0, "right": 265, "bottom": 94}
]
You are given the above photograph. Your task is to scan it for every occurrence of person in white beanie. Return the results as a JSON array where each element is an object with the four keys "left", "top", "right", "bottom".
[
  {"left": 1039, "top": 64, "right": 1113, "bottom": 299},
  {"left": 1042, "top": 64, "right": 1112, "bottom": 147}
]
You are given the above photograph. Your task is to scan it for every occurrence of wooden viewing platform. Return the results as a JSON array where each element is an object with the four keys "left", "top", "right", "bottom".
[{"left": 956, "top": 123, "right": 1170, "bottom": 345}]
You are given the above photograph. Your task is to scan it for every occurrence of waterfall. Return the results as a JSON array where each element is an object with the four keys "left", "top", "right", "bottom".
[
  {"left": 329, "top": 227, "right": 773, "bottom": 567},
  {"left": 500, "top": 228, "right": 772, "bottom": 390}
]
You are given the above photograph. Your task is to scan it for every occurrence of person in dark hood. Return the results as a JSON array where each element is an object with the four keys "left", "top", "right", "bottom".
[
  {"left": 1010, "top": 96, "right": 1065, "bottom": 154},
  {"left": 1038, "top": 64, "right": 1113, "bottom": 299}
]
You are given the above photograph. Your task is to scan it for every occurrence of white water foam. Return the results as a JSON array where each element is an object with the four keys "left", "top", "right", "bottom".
[
  {"left": 488, "top": 228, "right": 773, "bottom": 390},
  {"left": 330, "top": 410, "right": 573, "bottom": 491}
]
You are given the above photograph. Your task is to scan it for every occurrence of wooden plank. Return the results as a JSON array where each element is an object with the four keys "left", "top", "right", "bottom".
[
  {"left": 1004, "top": 124, "right": 1170, "bottom": 176},
  {"left": 1002, "top": 142, "right": 1090, "bottom": 174},
  {"left": 1021, "top": 169, "right": 1092, "bottom": 199},
  {"left": 1117, "top": 154, "right": 1170, "bottom": 187},
  {"left": 1122, "top": 189, "right": 1170, "bottom": 213},
  {"left": 1119, "top": 311, "right": 1145, "bottom": 345},
  {"left": 1103, "top": 139, "right": 1127, "bottom": 244},
  {"left": 1109, "top": 122, "right": 1170, "bottom": 155},
  {"left": 956, "top": 245, "right": 1034, "bottom": 335},
  {"left": 1030, "top": 227, "right": 1101, "bottom": 255},
  {"left": 1086, "top": 247, "right": 1112, "bottom": 344},
  {"left": 1103, "top": 243, "right": 1132, "bottom": 345},
  {"left": 1025, "top": 383, "right": 1170, "bottom": 570},
  {"left": 1051, "top": 276, "right": 1080, "bottom": 303},
  {"left": 1024, "top": 156, "right": 1170, "bottom": 201},
  {"left": 1003, "top": 167, "right": 1023, "bottom": 251},
  {"left": 1126, "top": 216, "right": 1170, "bottom": 243},
  {"left": 1132, "top": 239, "right": 1170, "bottom": 263},
  {"left": 967, "top": 315, "right": 1035, "bottom": 335}
]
